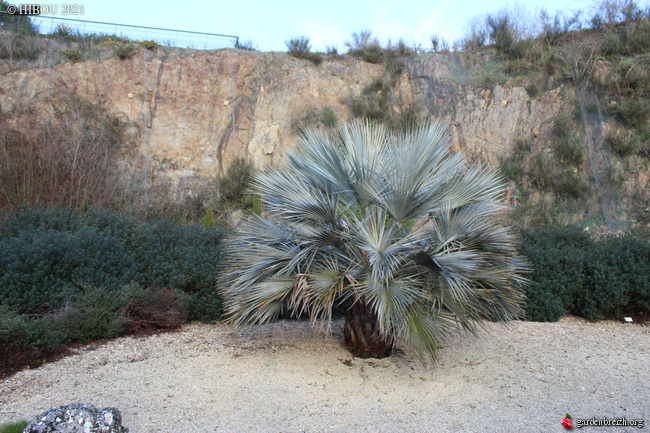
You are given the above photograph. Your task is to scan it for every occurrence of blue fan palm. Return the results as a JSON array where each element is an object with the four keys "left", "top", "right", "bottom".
[{"left": 219, "top": 120, "right": 526, "bottom": 360}]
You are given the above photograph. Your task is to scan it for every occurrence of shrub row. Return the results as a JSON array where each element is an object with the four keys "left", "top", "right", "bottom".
[
  {"left": 520, "top": 227, "right": 649, "bottom": 322},
  {"left": 0, "top": 285, "right": 187, "bottom": 376},
  {"left": 0, "top": 206, "right": 226, "bottom": 375},
  {"left": 0, "top": 206, "right": 225, "bottom": 318}
]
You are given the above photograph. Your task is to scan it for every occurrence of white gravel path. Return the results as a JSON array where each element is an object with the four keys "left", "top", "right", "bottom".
[{"left": 0, "top": 317, "right": 648, "bottom": 433}]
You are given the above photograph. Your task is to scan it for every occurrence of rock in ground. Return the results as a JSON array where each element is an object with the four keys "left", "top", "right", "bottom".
[{"left": 23, "top": 403, "right": 127, "bottom": 433}]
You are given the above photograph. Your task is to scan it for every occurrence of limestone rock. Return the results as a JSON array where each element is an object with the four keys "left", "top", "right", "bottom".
[
  {"left": 23, "top": 403, "right": 128, "bottom": 433},
  {"left": 1, "top": 48, "right": 646, "bottom": 215}
]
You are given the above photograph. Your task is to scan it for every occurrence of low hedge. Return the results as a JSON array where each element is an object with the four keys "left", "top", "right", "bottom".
[
  {"left": 0, "top": 206, "right": 226, "bottom": 376},
  {"left": 520, "top": 227, "right": 650, "bottom": 321}
]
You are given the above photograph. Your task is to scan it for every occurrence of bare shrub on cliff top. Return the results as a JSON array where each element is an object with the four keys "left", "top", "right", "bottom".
[
  {"left": 346, "top": 30, "right": 384, "bottom": 63},
  {"left": 0, "top": 93, "right": 130, "bottom": 212},
  {"left": 286, "top": 36, "right": 323, "bottom": 66},
  {"left": 286, "top": 36, "right": 312, "bottom": 58}
]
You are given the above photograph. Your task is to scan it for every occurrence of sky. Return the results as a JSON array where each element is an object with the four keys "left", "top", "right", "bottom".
[{"left": 20, "top": 0, "right": 650, "bottom": 52}]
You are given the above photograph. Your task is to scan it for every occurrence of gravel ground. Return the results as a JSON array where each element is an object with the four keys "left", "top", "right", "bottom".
[{"left": 0, "top": 317, "right": 648, "bottom": 433}]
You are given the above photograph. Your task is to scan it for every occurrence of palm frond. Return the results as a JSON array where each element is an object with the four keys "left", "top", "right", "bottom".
[
  {"left": 254, "top": 168, "right": 340, "bottom": 224},
  {"left": 397, "top": 305, "right": 458, "bottom": 361}
]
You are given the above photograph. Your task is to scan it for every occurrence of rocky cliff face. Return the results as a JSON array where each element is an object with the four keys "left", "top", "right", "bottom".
[
  {"left": 0, "top": 49, "right": 573, "bottom": 193},
  {"left": 405, "top": 55, "right": 571, "bottom": 166}
]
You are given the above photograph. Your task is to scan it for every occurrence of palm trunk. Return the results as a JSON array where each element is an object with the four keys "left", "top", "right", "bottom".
[{"left": 343, "top": 300, "right": 393, "bottom": 358}]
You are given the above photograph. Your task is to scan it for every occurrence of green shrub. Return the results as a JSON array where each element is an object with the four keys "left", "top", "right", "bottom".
[
  {"left": 617, "top": 59, "right": 650, "bottom": 95},
  {"left": 0, "top": 305, "right": 66, "bottom": 373},
  {"left": 520, "top": 227, "right": 650, "bottom": 321},
  {"left": 0, "top": 305, "right": 66, "bottom": 355},
  {"left": 605, "top": 128, "right": 642, "bottom": 156},
  {"left": 203, "top": 207, "right": 216, "bottom": 229},
  {"left": 486, "top": 12, "right": 516, "bottom": 56},
  {"left": 389, "top": 104, "right": 421, "bottom": 132},
  {"left": 474, "top": 72, "right": 497, "bottom": 90},
  {"left": 1, "top": 282, "right": 188, "bottom": 370},
  {"left": 135, "top": 221, "right": 222, "bottom": 299},
  {"left": 0, "top": 206, "right": 226, "bottom": 375},
  {"left": 540, "top": 10, "right": 582, "bottom": 46},
  {"left": 364, "top": 78, "right": 386, "bottom": 94},
  {"left": 0, "top": 2, "right": 38, "bottom": 34},
  {"left": 523, "top": 287, "right": 567, "bottom": 322},
  {"left": 186, "top": 288, "right": 222, "bottom": 322},
  {"left": 0, "top": 207, "right": 225, "bottom": 321},
  {"left": 601, "top": 30, "right": 623, "bottom": 55},
  {"left": 581, "top": 237, "right": 650, "bottom": 320},
  {"left": 0, "top": 205, "right": 80, "bottom": 236},
  {"left": 0, "top": 206, "right": 142, "bottom": 314},
  {"left": 0, "top": 206, "right": 137, "bottom": 244},
  {"left": 138, "top": 39, "right": 159, "bottom": 51},
  {"left": 0, "top": 225, "right": 141, "bottom": 315},
  {"left": 553, "top": 138, "right": 584, "bottom": 167},
  {"left": 101, "top": 37, "right": 136, "bottom": 60},
  {"left": 557, "top": 173, "right": 589, "bottom": 198},
  {"left": 115, "top": 43, "right": 136, "bottom": 59},
  {"left": 81, "top": 207, "right": 139, "bottom": 241},
  {"left": 348, "top": 82, "right": 389, "bottom": 121},
  {"left": 62, "top": 48, "right": 81, "bottom": 63},
  {"left": 217, "top": 156, "right": 255, "bottom": 208},
  {"left": 291, "top": 108, "right": 321, "bottom": 134},
  {"left": 348, "top": 79, "right": 421, "bottom": 131},
  {"left": 520, "top": 227, "right": 591, "bottom": 321},
  {"left": 350, "top": 97, "right": 368, "bottom": 118},
  {"left": 461, "top": 18, "right": 489, "bottom": 51},
  {"left": 553, "top": 116, "right": 572, "bottom": 137},
  {"left": 320, "top": 107, "right": 338, "bottom": 127},
  {"left": 130, "top": 218, "right": 225, "bottom": 321},
  {"left": 0, "top": 420, "right": 29, "bottom": 433},
  {"left": 607, "top": 98, "right": 650, "bottom": 129},
  {"left": 307, "top": 52, "right": 323, "bottom": 66},
  {"left": 53, "top": 285, "right": 127, "bottom": 344}
]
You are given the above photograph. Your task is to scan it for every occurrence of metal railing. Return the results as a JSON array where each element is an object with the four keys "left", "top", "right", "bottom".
[{"left": 0, "top": 12, "right": 239, "bottom": 50}]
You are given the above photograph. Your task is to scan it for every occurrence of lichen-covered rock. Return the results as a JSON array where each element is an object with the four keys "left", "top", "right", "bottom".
[{"left": 23, "top": 403, "right": 128, "bottom": 433}]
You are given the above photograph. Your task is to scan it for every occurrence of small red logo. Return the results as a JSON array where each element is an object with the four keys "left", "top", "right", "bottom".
[{"left": 562, "top": 413, "right": 575, "bottom": 429}]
